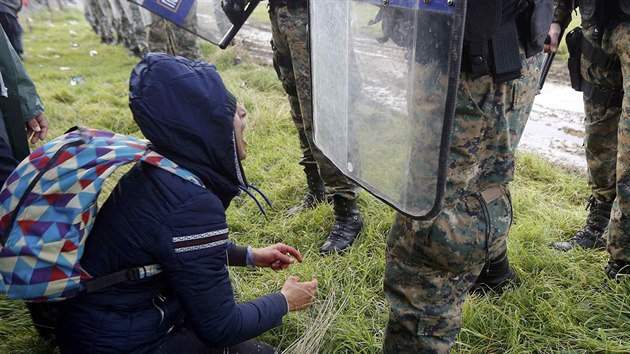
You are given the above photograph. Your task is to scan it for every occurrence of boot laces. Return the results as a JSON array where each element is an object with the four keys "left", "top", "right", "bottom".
[
  {"left": 328, "top": 216, "right": 361, "bottom": 241},
  {"left": 606, "top": 260, "right": 630, "bottom": 280}
]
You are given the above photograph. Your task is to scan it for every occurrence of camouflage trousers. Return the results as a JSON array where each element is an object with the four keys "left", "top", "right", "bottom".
[
  {"left": 597, "top": 21, "right": 630, "bottom": 262},
  {"left": 129, "top": 2, "right": 149, "bottom": 57},
  {"left": 110, "top": 0, "right": 148, "bottom": 57},
  {"left": 148, "top": 12, "right": 200, "bottom": 60},
  {"left": 268, "top": 4, "right": 359, "bottom": 200},
  {"left": 383, "top": 52, "right": 544, "bottom": 353},
  {"left": 87, "top": 0, "right": 114, "bottom": 44},
  {"left": 580, "top": 24, "right": 624, "bottom": 203}
]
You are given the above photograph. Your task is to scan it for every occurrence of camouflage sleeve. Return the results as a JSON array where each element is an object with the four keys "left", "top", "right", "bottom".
[{"left": 553, "top": 0, "right": 575, "bottom": 31}]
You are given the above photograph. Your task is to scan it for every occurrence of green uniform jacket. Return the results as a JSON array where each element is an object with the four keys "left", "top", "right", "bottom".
[
  {"left": 0, "top": 26, "right": 44, "bottom": 160},
  {"left": 552, "top": 0, "right": 575, "bottom": 30}
]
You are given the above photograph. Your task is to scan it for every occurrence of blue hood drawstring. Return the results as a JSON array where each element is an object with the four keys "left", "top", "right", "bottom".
[{"left": 238, "top": 184, "right": 272, "bottom": 218}]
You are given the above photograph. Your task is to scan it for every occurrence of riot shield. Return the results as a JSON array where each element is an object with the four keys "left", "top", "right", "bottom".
[
  {"left": 129, "top": 0, "right": 260, "bottom": 48},
  {"left": 310, "top": 0, "right": 467, "bottom": 219}
]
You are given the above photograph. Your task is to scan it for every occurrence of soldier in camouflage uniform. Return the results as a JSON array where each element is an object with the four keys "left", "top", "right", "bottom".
[
  {"left": 267, "top": 0, "right": 363, "bottom": 254},
  {"left": 548, "top": 0, "right": 630, "bottom": 278},
  {"left": 147, "top": 6, "right": 200, "bottom": 60},
  {"left": 383, "top": 1, "right": 551, "bottom": 352},
  {"left": 549, "top": 2, "right": 626, "bottom": 251}
]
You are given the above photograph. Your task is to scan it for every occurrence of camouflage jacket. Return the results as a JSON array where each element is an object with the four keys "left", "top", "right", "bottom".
[
  {"left": 553, "top": 0, "right": 630, "bottom": 30},
  {"left": 552, "top": 0, "right": 576, "bottom": 30}
]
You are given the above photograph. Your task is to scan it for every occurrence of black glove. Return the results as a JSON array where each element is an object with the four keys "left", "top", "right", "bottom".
[
  {"left": 367, "top": 6, "right": 415, "bottom": 47},
  {"left": 222, "top": 0, "right": 249, "bottom": 25}
]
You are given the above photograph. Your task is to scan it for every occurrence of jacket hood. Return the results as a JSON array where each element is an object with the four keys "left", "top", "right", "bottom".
[{"left": 129, "top": 53, "right": 245, "bottom": 205}]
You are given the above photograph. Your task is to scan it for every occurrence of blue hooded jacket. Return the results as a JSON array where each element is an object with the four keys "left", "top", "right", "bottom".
[{"left": 55, "top": 54, "right": 288, "bottom": 353}]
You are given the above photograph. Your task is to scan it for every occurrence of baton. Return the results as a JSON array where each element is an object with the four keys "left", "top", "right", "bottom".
[
  {"left": 219, "top": 0, "right": 261, "bottom": 49},
  {"left": 538, "top": 51, "right": 555, "bottom": 90}
]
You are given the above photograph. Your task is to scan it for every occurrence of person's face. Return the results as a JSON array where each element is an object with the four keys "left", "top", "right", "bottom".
[{"left": 233, "top": 105, "right": 248, "bottom": 160}]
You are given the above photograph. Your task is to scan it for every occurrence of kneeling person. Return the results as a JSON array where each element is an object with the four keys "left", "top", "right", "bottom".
[{"left": 55, "top": 53, "right": 317, "bottom": 354}]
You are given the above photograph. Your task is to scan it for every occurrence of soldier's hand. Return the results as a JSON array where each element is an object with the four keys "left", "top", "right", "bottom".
[
  {"left": 222, "top": 0, "right": 249, "bottom": 25},
  {"left": 545, "top": 23, "right": 562, "bottom": 53}
]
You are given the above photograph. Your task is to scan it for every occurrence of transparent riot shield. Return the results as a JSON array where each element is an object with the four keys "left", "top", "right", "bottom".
[
  {"left": 129, "top": 0, "right": 260, "bottom": 48},
  {"left": 310, "top": 0, "right": 467, "bottom": 219}
]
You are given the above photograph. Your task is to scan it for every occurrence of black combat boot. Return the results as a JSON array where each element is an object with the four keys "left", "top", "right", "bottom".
[
  {"left": 320, "top": 197, "right": 363, "bottom": 255},
  {"left": 604, "top": 258, "right": 630, "bottom": 281},
  {"left": 286, "top": 164, "right": 327, "bottom": 217},
  {"left": 552, "top": 196, "right": 612, "bottom": 251},
  {"left": 469, "top": 250, "right": 516, "bottom": 295}
]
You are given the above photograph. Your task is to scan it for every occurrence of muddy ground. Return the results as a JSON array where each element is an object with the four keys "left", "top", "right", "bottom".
[{"left": 235, "top": 25, "right": 589, "bottom": 176}]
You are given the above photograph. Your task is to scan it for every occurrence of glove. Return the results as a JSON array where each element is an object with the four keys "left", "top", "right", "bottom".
[{"left": 222, "top": 0, "right": 249, "bottom": 25}]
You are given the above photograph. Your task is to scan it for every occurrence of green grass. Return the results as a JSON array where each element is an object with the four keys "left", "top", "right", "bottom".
[{"left": 2, "top": 8, "right": 629, "bottom": 354}]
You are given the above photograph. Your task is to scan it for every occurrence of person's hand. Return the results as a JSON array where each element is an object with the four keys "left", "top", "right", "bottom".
[
  {"left": 253, "top": 243, "right": 302, "bottom": 270},
  {"left": 280, "top": 276, "right": 318, "bottom": 311},
  {"left": 544, "top": 23, "right": 562, "bottom": 53},
  {"left": 25, "top": 113, "right": 48, "bottom": 144}
]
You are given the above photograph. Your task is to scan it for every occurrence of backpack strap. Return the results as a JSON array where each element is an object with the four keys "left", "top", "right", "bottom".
[
  {"left": 140, "top": 149, "right": 205, "bottom": 188},
  {"left": 84, "top": 264, "right": 163, "bottom": 293}
]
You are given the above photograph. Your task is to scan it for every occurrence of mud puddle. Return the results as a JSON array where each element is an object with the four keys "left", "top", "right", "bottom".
[{"left": 525, "top": 82, "right": 586, "bottom": 174}]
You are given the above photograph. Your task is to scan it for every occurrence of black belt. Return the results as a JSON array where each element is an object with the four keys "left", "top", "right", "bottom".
[{"left": 582, "top": 80, "right": 623, "bottom": 107}]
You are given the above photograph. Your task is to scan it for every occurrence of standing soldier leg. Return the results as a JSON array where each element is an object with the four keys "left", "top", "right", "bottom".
[
  {"left": 83, "top": 1, "right": 97, "bottom": 34},
  {"left": 100, "top": 0, "right": 116, "bottom": 44},
  {"left": 112, "top": 0, "right": 132, "bottom": 49},
  {"left": 604, "top": 21, "right": 630, "bottom": 279},
  {"left": 176, "top": 5, "right": 201, "bottom": 60},
  {"left": 269, "top": 2, "right": 362, "bottom": 254},
  {"left": 553, "top": 24, "right": 623, "bottom": 251},
  {"left": 269, "top": 11, "right": 326, "bottom": 217},
  {"left": 148, "top": 12, "right": 199, "bottom": 59},
  {"left": 384, "top": 52, "right": 543, "bottom": 353},
  {"left": 107, "top": 0, "right": 124, "bottom": 45},
  {"left": 148, "top": 15, "right": 172, "bottom": 54},
  {"left": 90, "top": 0, "right": 114, "bottom": 44},
  {"left": 129, "top": 3, "right": 148, "bottom": 57}
]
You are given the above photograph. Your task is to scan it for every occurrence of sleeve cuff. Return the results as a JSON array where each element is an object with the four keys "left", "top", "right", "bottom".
[
  {"left": 246, "top": 246, "right": 256, "bottom": 268},
  {"left": 279, "top": 292, "right": 290, "bottom": 315},
  {"left": 226, "top": 243, "right": 249, "bottom": 266}
]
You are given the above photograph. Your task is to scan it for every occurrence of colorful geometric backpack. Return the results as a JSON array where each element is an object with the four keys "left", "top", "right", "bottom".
[{"left": 0, "top": 127, "right": 204, "bottom": 302}]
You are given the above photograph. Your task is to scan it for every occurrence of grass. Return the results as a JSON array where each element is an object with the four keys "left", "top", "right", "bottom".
[{"left": 1, "top": 8, "right": 629, "bottom": 354}]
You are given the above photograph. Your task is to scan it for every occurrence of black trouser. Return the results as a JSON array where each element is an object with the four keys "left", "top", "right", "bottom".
[
  {"left": 26, "top": 302, "right": 60, "bottom": 342},
  {"left": 152, "top": 328, "right": 278, "bottom": 354},
  {"left": 0, "top": 135, "right": 18, "bottom": 187},
  {"left": 0, "top": 12, "right": 24, "bottom": 55}
]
